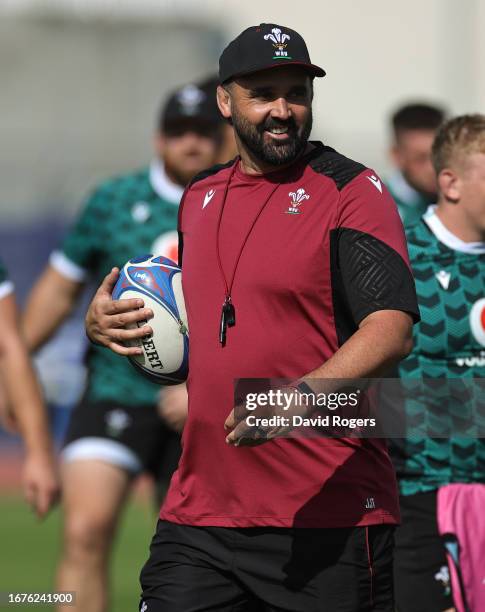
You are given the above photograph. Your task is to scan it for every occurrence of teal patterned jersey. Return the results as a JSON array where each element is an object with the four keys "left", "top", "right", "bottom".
[
  {"left": 392, "top": 207, "right": 485, "bottom": 495},
  {"left": 52, "top": 161, "right": 182, "bottom": 405}
]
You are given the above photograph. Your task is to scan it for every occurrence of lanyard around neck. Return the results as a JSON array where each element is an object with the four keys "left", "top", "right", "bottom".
[{"left": 215, "top": 161, "right": 280, "bottom": 346}]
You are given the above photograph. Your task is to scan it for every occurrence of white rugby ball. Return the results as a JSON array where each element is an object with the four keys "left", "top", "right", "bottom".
[{"left": 112, "top": 254, "right": 188, "bottom": 385}]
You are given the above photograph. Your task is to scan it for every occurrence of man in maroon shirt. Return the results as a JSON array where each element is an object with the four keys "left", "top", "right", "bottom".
[{"left": 86, "top": 23, "right": 419, "bottom": 612}]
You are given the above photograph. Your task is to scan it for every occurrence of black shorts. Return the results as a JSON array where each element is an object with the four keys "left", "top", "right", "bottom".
[
  {"left": 393, "top": 490, "right": 453, "bottom": 612},
  {"left": 62, "top": 399, "right": 181, "bottom": 480},
  {"left": 139, "top": 520, "right": 395, "bottom": 612}
]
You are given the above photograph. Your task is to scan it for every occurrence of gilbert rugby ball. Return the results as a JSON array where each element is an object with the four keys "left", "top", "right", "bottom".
[{"left": 112, "top": 254, "right": 189, "bottom": 385}]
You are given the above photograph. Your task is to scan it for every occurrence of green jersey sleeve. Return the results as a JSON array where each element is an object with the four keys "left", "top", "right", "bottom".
[{"left": 50, "top": 186, "right": 108, "bottom": 281}]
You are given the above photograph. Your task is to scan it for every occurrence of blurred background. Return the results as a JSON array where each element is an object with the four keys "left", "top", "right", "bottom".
[{"left": 0, "top": 0, "right": 484, "bottom": 610}]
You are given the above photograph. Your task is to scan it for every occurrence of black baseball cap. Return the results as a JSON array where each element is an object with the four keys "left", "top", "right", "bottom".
[
  {"left": 160, "top": 81, "right": 223, "bottom": 133},
  {"left": 219, "top": 23, "right": 326, "bottom": 84}
]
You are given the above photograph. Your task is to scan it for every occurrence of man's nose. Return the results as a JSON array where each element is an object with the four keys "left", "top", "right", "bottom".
[{"left": 270, "top": 98, "right": 291, "bottom": 120}]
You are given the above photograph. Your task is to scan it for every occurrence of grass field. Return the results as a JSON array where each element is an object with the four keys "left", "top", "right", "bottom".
[{"left": 0, "top": 493, "right": 157, "bottom": 611}]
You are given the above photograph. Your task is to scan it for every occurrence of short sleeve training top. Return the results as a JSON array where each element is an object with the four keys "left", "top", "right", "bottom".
[{"left": 161, "top": 142, "right": 419, "bottom": 528}]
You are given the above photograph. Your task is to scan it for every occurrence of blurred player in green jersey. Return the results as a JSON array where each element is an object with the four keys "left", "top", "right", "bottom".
[
  {"left": 22, "top": 80, "right": 226, "bottom": 612},
  {"left": 391, "top": 115, "right": 485, "bottom": 612},
  {"left": 387, "top": 103, "right": 446, "bottom": 226},
  {"left": 0, "top": 258, "right": 58, "bottom": 516}
]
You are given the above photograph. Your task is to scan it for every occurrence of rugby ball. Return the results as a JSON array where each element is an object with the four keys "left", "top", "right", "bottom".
[{"left": 112, "top": 254, "right": 189, "bottom": 385}]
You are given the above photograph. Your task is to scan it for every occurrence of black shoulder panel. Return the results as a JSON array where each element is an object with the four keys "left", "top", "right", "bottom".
[
  {"left": 309, "top": 146, "right": 367, "bottom": 191},
  {"left": 189, "top": 158, "right": 237, "bottom": 187},
  {"left": 330, "top": 227, "right": 420, "bottom": 346}
]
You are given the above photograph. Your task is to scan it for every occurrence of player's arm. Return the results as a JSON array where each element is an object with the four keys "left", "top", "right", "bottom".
[
  {"left": 0, "top": 292, "right": 59, "bottom": 516},
  {"left": 224, "top": 310, "right": 413, "bottom": 445},
  {"left": 224, "top": 311, "right": 413, "bottom": 446},
  {"left": 307, "top": 310, "right": 413, "bottom": 379},
  {"left": 22, "top": 264, "right": 84, "bottom": 351},
  {"left": 24, "top": 185, "right": 112, "bottom": 352},
  {"left": 309, "top": 171, "right": 419, "bottom": 379}
]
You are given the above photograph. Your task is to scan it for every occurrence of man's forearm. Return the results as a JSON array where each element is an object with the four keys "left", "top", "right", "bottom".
[
  {"left": 22, "top": 265, "right": 83, "bottom": 352},
  {"left": 225, "top": 311, "right": 414, "bottom": 446},
  {"left": 304, "top": 310, "right": 413, "bottom": 384},
  {"left": 0, "top": 336, "right": 53, "bottom": 456}
]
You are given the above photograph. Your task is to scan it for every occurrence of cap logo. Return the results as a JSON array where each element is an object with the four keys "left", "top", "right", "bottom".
[
  {"left": 263, "top": 27, "right": 292, "bottom": 59},
  {"left": 176, "top": 84, "right": 206, "bottom": 116}
]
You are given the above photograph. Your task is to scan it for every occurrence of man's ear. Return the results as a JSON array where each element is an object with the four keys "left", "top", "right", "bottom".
[
  {"left": 438, "top": 168, "right": 461, "bottom": 203},
  {"left": 217, "top": 85, "right": 232, "bottom": 120}
]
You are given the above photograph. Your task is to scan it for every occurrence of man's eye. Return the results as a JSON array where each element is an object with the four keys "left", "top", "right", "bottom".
[
  {"left": 289, "top": 90, "right": 307, "bottom": 100},
  {"left": 250, "top": 90, "right": 308, "bottom": 102},
  {"left": 253, "top": 93, "right": 273, "bottom": 101}
]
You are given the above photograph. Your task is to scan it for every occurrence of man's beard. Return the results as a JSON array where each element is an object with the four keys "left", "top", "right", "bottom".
[{"left": 231, "top": 107, "right": 313, "bottom": 167}]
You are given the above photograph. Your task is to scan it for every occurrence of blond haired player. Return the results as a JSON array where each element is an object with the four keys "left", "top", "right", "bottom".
[{"left": 392, "top": 114, "right": 485, "bottom": 612}]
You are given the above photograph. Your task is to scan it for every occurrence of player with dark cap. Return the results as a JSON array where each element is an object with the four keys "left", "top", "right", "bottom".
[
  {"left": 86, "top": 23, "right": 420, "bottom": 611},
  {"left": 22, "top": 80, "right": 225, "bottom": 612}
]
